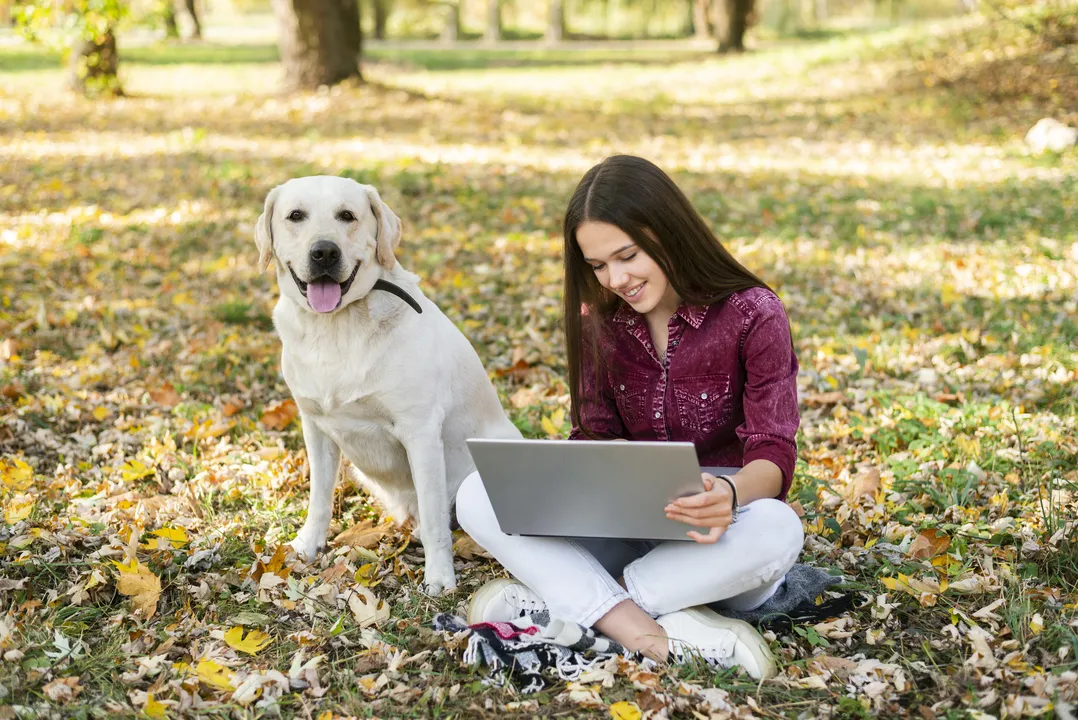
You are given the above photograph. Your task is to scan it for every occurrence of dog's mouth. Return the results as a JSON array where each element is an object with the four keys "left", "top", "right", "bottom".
[{"left": 289, "top": 262, "right": 361, "bottom": 313}]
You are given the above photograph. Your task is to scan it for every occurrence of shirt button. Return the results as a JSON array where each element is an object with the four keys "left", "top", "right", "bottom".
[
  {"left": 654, "top": 411, "right": 661, "bottom": 419},
  {"left": 619, "top": 384, "right": 625, "bottom": 391},
  {"left": 628, "top": 319, "right": 635, "bottom": 326},
  {"left": 701, "top": 393, "right": 708, "bottom": 399}
]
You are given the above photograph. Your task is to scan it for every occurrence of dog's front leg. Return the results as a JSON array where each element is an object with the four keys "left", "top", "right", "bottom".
[
  {"left": 289, "top": 414, "right": 341, "bottom": 562},
  {"left": 400, "top": 421, "right": 456, "bottom": 595}
]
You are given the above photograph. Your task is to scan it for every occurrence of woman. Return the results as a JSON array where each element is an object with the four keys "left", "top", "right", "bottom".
[{"left": 455, "top": 155, "right": 804, "bottom": 680}]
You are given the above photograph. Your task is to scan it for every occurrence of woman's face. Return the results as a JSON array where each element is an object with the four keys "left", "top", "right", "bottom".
[{"left": 575, "top": 221, "right": 680, "bottom": 318}]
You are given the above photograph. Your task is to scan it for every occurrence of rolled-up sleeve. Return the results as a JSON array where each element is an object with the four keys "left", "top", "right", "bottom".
[
  {"left": 735, "top": 296, "right": 800, "bottom": 500},
  {"left": 568, "top": 333, "right": 626, "bottom": 441}
]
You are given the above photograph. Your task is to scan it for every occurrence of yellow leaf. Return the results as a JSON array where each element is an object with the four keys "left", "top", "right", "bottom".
[
  {"left": 113, "top": 559, "right": 162, "bottom": 618},
  {"left": 224, "top": 626, "right": 273, "bottom": 655},
  {"left": 93, "top": 406, "right": 110, "bottom": 421},
  {"left": 0, "top": 458, "right": 33, "bottom": 492},
  {"left": 1030, "top": 613, "right": 1044, "bottom": 635},
  {"left": 354, "top": 562, "right": 381, "bottom": 587},
  {"left": 196, "top": 660, "right": 235, "bottom": 690},
  {"left": 610, "top": 701, "right": 642, "bottom": 720},
  {"left": 540, "top": 415, "right": 560, "bottom": 437},
  {"left": 143, "top": 693, "right": 168, "bottom": 719},
  {"left": 152, "top": 527, "right": 189, "bottom": 548},
  {"left": 4, "top": 496, "right": 33, "bottom": 524},
  {"left": 121, "top": 460, "right": 155, "bottom": 482},
  {"left": 941, "top": 283, "right": 960, "bottom": 306}
]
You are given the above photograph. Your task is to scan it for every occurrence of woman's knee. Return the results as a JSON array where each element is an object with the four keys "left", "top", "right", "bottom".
[
  {"left": 454, "top": 471, "right": 496, "bottom": 538},
  {"left": 747, "top": 498, "right": 804, "bottom": 563}
]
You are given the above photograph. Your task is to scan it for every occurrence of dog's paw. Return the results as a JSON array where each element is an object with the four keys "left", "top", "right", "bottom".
[
  {"left": 422, "top": 558, "right": 457, "bottom": 596},
  {"left": 289, "top": 528, "right": 326, "bottom": 563}
]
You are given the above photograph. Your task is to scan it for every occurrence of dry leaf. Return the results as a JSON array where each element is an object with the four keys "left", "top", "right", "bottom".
[
  {"left": 114, "top": 559, "right": 162, "bottom": 618},
  {"left": 224, "top": 626, "right": 273, "bottom": 655},
  {"left": 347, "top": 587, "right": 390, "bottom": 627},
  {"left": 908, "top": 528, "right": 951, "bottom": 560},
  {"left": 149, "top": 383, "right": 181, "bottom": 408},
  {"left": 261, "top": 399, "right": 298, "bottom": 430},
  {"left": 335, "top": 519, "right": 393, "bottom": 550},
  {"left": 143, "top": 692, "right": 169, "bottom": 719},
  {"left": 802, "top": 391, "right": 846, "bottom": 407},
  {"left": 4, "top": 495, "right": 33, "bottom": 524},
  {"left": 42, "top": 676, "right": 82, "bottom": 703},
  {"left": 452, "top": 531, "right": 491, "bottom": 560},
  {"left": 846, "top": 464, "right": 882, "bottom": 500},
  {"left": 196, "top": 659, "right": 236, "bottom": 691},
  {"left": 610, "top": 700, "right": 642, "bottom": 720}
]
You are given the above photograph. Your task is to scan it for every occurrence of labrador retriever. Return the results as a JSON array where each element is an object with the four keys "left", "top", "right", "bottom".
[{"left": 255, "top": 175, "right": 521, "bottom": 594}]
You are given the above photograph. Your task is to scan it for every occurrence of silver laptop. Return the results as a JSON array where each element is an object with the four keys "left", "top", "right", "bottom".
[{"left": 465, "top": 438, "right": 741, "bottom": 542}]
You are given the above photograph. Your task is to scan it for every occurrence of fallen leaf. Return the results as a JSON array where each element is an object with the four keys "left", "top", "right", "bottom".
[
  {"left": 143, "top": 693, "right": 168, "bottom": 719},
  {"left": 802, "top": 391, "right": 846, "bottom": 407},
  {"left": 0, "top": 459, "right": 33, "bottom": 492},
  {"left": 846, "top": 464, "right": 882, "bottom": 501},
  {"left": 113, "top": 559, "right": 162, "bottom": 618},
  {"left": 610, "top": 700, "right": 642, "bottom": 720},
  {"left": 149, "top": 383, "right": 181, "bottom": 407},
  {"left": 4, "top": 495, "right": 33, "bottom": 524},
  {"left": 224, "top": 626, "right": 273, "bottom": 655},
  {"left": 261, "top": 399, "right": 298, "bottom": 430},
  {"left": 120, "top": 460, "right": 155, "bottom": 482},
  {"left": 908, "top": 528, "right": 951, "bottom": 560},
  {"left": 196, "top": 659, "right": 236, "bottom": 691},
  {"left": 452, "top": 532, "right": 492, "bottom": 560},
  {"left": 42, "top": 676, "right": 82, "bottom": 703},
  {"left": 347, "top": 587, "right": 390, "bottom": 627},
  {"left": 335, "top": 519, "right": 393, "bottom": 550}
]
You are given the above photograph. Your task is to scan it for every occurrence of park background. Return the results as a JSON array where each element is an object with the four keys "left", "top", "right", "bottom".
[{"left": 0, "top": 0, "right": 1077, "bottom": 717}]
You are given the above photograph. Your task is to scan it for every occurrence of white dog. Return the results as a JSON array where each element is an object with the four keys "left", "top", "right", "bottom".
[{"left": 255, "top": 175, "right": 521, "bottom": 594}]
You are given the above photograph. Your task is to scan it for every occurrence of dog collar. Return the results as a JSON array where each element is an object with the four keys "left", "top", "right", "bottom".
[{"left": 373, "top": 279, "right": 423, "bottom": 314}]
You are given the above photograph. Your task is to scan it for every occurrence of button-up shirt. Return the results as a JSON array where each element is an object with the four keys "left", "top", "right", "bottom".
[{"left": 569, "top": 287, "right": 800, "bottom": 501}]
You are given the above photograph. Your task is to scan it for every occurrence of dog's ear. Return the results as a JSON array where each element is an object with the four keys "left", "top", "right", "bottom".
[
  {"left": 367, "top": 186, "right": 402, "bottom": 271},
  {"left": 255, "top": 186, "right": 280, "bottom": 273}
]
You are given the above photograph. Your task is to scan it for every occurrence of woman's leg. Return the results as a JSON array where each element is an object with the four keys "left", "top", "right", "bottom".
[
  {"left": 622, "top": 499, "right": 805, "bottom": 617},
  {"left": 455, "top": 470, "right": 632, "bottom": 628}
]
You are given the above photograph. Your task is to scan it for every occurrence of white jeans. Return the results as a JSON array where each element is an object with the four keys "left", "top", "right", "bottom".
[{"left": 456, "top": 471, "right": 806, "bottom": 628}]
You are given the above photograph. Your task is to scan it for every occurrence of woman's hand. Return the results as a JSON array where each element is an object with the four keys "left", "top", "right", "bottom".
[{"left": 664, "top": 473, "right": 733, "bottom": 544}]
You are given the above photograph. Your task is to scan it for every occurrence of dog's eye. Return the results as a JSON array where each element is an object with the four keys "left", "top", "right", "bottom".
[
  {"left": 286, "top": 209, "right": 306, "bottom": 222},
  {"left": 337, "top": 210, "right": 356, "bottom": 223}
]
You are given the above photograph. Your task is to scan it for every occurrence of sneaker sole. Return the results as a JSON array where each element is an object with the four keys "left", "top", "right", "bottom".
[
  {"left": 681, "top": 606, "right": 777, "bottom": 680},
  {"left": 465, "top": 577, "right": 520, "bottom": 625}
]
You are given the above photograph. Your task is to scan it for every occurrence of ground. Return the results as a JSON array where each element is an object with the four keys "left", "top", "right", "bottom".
[{"left": 0, "top": 8, "right": 1076, "bottom": 719}]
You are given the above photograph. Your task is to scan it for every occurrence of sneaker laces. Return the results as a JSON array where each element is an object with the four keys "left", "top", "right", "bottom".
[
  {"left": 668, "top": 633, "right": 736, "bottom": 666},
  {"left": 506, "top": 586, "right": 544, "bottom": 617}
]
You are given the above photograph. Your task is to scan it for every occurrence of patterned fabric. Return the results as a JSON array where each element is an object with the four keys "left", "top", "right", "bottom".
[
  {"left": 433, "top": 613, "right": 633, "bottom": 694},
  {"left": 570, "top": 287, "right": 800, "bottom": 499},
  {"left": 711, "top": 563, "right": 851, "bottom": 634}
]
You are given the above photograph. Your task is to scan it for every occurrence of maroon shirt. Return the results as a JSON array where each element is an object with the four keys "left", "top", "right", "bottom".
[{"left": 569, "top": 287, "right": 800, "bottom": 501}]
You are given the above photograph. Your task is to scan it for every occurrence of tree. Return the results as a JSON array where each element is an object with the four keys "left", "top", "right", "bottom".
[
  {"left": 182, "top": 0, "right": 201, "bottom": 39},
  {"left": 16, "top": 0, "right": 127, "bottom": 96},
  {"left": 712, "top": 0, "right": 753, "bottom": 52},
  {"left": 546, "top": 0, "right": 563, "bottom": 42},
  {"left": 372, "top": 0, "right": 391, "bottom": 39},
  {"left": 439, "top": 0, "right": 459, "bottom": 43},
  {"left": 270, "top": 0, "right": 362, "bottom": 89},
  {"left": 162, "top": 0, "right": 179, "bottom": 39},
  {"left": 692, "top": 0, "right": 711, "bottom": 38},
  {"left": 484, "top": 0, "right": 500, "bottom": 43}
]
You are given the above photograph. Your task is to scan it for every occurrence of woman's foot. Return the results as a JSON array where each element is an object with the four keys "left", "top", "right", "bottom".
[
  {"left": 466, "top": 578, "right": 548, "bottom": 624},
  {"left": 656, "top": 607, "right": 776, "bottom": 680}
]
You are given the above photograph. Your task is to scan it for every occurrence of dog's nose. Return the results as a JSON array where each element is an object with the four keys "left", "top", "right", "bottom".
[{"left": 309, "top": 240, "right": 341, "bottom": 271}]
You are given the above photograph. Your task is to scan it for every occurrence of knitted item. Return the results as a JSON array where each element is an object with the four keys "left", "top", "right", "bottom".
[
  {"left": 433, "top": 613, "right": 631, "bottom": 694},
  {"left": 710, "top": 563, "right": 851, "bottom": 633}
]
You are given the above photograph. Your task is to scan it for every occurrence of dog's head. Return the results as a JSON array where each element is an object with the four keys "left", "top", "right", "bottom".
[{"left": 255, "top": 176, "right": 402, "bottom": 314}]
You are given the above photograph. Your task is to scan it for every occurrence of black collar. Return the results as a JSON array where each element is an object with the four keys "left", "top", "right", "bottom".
[{"left": 372, "top": 278, "right": 423, "bottom": 314}]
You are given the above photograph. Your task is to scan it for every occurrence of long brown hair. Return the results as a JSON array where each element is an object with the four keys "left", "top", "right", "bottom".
[{"left": 563, "top": 155, "right": 770, "bottom": 437}]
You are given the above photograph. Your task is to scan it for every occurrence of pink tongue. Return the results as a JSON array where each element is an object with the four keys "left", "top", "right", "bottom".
[{"left": 308, "top": 280, "right": 342, "bottom": 313}]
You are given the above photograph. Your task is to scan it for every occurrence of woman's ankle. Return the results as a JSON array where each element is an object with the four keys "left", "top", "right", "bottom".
[{"left": 593, "top": 600, "right": 670, "bottom": 662}]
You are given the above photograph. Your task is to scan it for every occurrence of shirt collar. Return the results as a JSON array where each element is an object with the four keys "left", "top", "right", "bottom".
[{"left": 612, "top": 302, "right": 709, "bottom": 329}]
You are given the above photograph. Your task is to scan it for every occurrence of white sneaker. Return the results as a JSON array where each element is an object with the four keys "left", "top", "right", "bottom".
[
  {"left": 656, "top": 606, "right": 777, "bottom": 680},
  {"left": 466, "top": 578, "right": 548, "bottom": 624}
]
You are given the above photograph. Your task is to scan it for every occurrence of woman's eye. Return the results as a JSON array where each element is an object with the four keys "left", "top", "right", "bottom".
[
  {"left": 337, "top": 210, "right": 356, "bottom": 222},
  {"left": 287, "top": 210, "right": 306, "bottom": 222},
  {"left": 591, "top": 264, "right": 605, "bottom": 272},
  {"left": 622, "top": 253, "right": 637, "bottom": 262}
]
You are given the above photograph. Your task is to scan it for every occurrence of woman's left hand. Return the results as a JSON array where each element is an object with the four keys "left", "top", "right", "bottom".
[{"left": 664, "top": 473, "right": 734, "bottom": 544}]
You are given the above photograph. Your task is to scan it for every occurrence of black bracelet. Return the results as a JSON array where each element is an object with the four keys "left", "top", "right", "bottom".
[{"left": 717, "top": 475, "right": 740, "bottom": 523}]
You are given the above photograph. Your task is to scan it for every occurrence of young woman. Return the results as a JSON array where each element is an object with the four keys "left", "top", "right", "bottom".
[{"left": 455, "top": 155, "right": 804, "bottom": 680}]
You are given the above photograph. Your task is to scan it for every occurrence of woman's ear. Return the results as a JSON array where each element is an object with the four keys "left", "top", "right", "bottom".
[
  {"left": 255, "top": 186, "right": 280, "bottom": 273},
  {"left": 367, "top": 186, "right": 402, "bottom": 270}
]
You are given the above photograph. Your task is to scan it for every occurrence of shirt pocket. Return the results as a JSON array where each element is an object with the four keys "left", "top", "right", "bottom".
[
  {"left": 612, "top": 372, "right": 649, "bottom": 428},
  {"left": 673, "top": 374, "right": 733, "bottom": 433}
]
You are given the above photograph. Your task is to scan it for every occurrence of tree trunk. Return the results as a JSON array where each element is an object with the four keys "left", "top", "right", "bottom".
[
  {"left": 546, "top": 0, "right": 563, "bottom": 42},
  {"left": 484, "top": 0, "right": 500, "bottom": 43},
  {"left": 372, "top": 0, "right": 389, "bottom": 39},
  {"left": 692, "top": 0, "right": 711, "bottom": 39},
  {"left": 440, "top": 1, "right": 459, "bottom": 44},
  {"left": 271, "top": 0, "right": 361, "bottom": 90},
  {"left": 183, "top": 0, "right": 202, "bottom": 39},
  {"left": 164, "top": 0, "right": 179, "bottom": 39},
  {"left": 70, "top": 28, "right": 122, "bottom": 96},
  {"left": 714, "top": 0, "right": 751, "bottom": 52}
]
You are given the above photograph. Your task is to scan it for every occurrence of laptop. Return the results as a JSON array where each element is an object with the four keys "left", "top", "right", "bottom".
[{"left": 465, "top": 438, "right": 742, "bottom": 542}]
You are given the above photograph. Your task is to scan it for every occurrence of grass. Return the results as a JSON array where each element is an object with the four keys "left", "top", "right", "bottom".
[{"left": 1, "top": 9, "right": 1077, "bottom": 719}]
